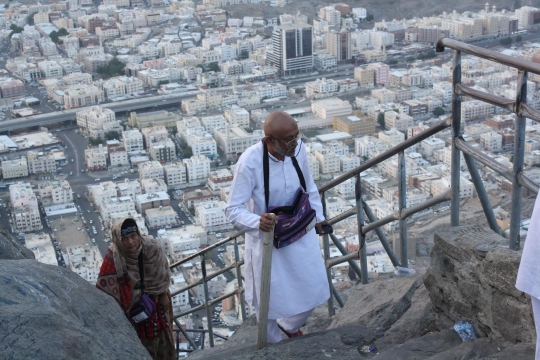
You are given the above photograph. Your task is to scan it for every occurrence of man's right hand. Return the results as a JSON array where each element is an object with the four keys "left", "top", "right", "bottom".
[{"left": 259, "top": 213, "right": 277, "bottom": 232}]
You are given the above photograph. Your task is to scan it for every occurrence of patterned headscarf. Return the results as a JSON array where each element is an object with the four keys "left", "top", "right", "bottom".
[{"left": 96, "top": 218, "right": 171, "bottom": 310}]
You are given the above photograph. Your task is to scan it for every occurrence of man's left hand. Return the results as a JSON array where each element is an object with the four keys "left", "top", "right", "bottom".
[{"left": 315, "top": 220, "right": 331, "bottom": 236}]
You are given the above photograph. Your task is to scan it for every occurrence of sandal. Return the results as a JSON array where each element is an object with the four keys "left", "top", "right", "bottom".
[{"left": 278, "top": 324, "right": 304, "bottom": 338}]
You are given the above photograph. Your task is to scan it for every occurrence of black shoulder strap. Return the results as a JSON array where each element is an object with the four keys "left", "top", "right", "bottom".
[
  {"left": 263, "top": 141, "right": 270, "bottom": 211},
  {"left": 138, "top": 250, "right": 145, "bottom": 293},
  {"left": 291, "top": 156, "right": 307, "bottom": 192},
  {"left": 263, "top": 141, "right": 306, "bottom": 212}
]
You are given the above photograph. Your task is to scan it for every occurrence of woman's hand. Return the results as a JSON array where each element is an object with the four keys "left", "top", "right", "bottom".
[{"left": 158, "top": 293, "right": 169, "bottom": 308}]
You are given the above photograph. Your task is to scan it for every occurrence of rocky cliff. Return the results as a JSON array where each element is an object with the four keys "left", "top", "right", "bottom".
[{"left": 0, "top": 228, "right": 152, "bottom": 360}]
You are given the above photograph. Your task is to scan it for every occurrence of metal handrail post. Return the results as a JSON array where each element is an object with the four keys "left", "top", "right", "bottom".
[
  {"left": 451, "top": 49, "right": 462, "bottom": 227},
  {"left": 509, "top": 70, "right": 528, "bottom": 250},
  {"left": 355, "top": 174, "right": 368, "bottom": 284},
  {"left": 257, "top": 213, "right": 275, "bottom": 350},
  {"left": 321, "top": 191, "right": 334, "bottom": 316},
  {"left": 201, "top": 252, "right": 214, "bottom": 347},
  {"left": 329, "top": 233, "right": 363, "bottom": 279},
  {"left": 234, "top": 238, "right": 247, "bottom": 321},
  {"left": 362, "top": 201, "right": 400, "bottom": 267},
  {"left": 462, "top": 151, "right": 502, "bottom": 235},
  {"left": 398, "top": 152, "right": 408, "bottom": 267}
]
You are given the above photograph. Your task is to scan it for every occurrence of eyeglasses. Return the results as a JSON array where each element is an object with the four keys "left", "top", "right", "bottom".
[{"left": 270, "top": 132, "right": 303, "bottom": 148}]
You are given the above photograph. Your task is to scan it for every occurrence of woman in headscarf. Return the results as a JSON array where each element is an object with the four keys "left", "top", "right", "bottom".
[{"left": 96, "top": 218, "right": 175, "bottom": 360}]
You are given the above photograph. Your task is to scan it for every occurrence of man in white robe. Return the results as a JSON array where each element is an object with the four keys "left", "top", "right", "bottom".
[
  {"left": 517, "top": 193, "right": 540, "bottom": 359},
  {"left": 226, "top": 111, "right": 330, "bottom": 343}
]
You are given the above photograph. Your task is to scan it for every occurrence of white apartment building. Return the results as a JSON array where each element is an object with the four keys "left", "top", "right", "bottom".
[
  {"left": 38, "top": 60, "right": 63, "bottom": 78},
  {"left": 421, "top": 138, "right": 446, "bottom": 158},
  {"left": 148, "top": 139, "right": 176, "bottom": 163},
  {"left": 305, "top": 78, "right": 338, "bottom": 99},
  {"left": 139, "top": 160, "right": 164, "bottom": 180},
  {"left": 223, "top": 106, "right": 250, "bottom": 128},
  {"left": 314, "top": 52, "right": 338, "bottom": 71},
  {"left": 85, "top": 145, "right": 108, "bottom": 171},
  {"left": 340, "top": 154, "right": 361, "bottom": 173},
  {"left": 2, "top": 158, "right": 29, "bottom": 179},
  {"left": 315, "top": 149, "right": 340, "bottom": 174},
  {"left": 76, "top": 106, "right": 122, "bottom": 139},
  {"left": 25, "top": 233, "right": 56, "bottom": 266},
  {"left": 101, "top": 196, "right": 136, "bottom": 221},
  {"left": 200, "top": 115, "right": 227, "bottom": 134},
  {"left": 431, "top": 176, "right": 474, "bottom": 199},
  {"left": 117, "top": 179, "right": 142, "bottom": 200},
  {"left": 145, "top": 206, "right": 179, "bottom": 229},
  {"left": 141, "top": 178, "right": 168, "bottom": 194},
  {"left": 479, "top": 131, "right": 503, "bottom": 152},
  {"left": 213, "top": 127, "right": 264, "bottom": 156},
  {"left": 461, "top": 100, "right": 495, "bottom": 121},
  {"left": 63, "top": 85, "right": 104, "bottom": 109},
  {"left": 10, "top": 182, "right": 42, "bottom": 232},
  {"left": 367, "top": 62, "right": 390, "bottom": 85},
  {"left": 108, "top": 142, "right": 129, "bottom": 167},
  {"left": 66, "top": 246, "right": 103, "bottom": 285},
  {"left": 38, "top": 180, "right": 73, "bottom": 205},
  {"left": 307, "top": 153, "right": 320, "bottom": 180},
  {"left": 188, "top": 134, "right": 217, "bottom": 157},
  {"left": 162, "top": 230, "right": 201, "bottom": 253},
  {"left": 88, "top": 181, "right": 118, "bottom": 207},
  {"left": 384, "top": 111, "right": 414, "bottom": 132},
  {"left": 371, "top": 88, "right": 395, "bottom": 104},
  {"left": 256, "top": 83, "right": 288, "bottom": 99},
  {"left": 169, "top": 274, "right": 189, "bottom": 312},
  {"left": 195, "top": 200, "right": 230, "bottom": 231},
  {"left": 27, "top": 151, "right": 56, "bottom": 174},
  {"left": 184, "top": 155, "right": 211, "bottom": 183},
  {"left": 207, "top": 169, "right": 234, "bottom": 193},
  {"left": 379, "top": 128, "right": 405, "bottom": 146},
  {"left": 355, "top": 97, "right": 379, "bottom": 113},
  {"left": 164, "top": 162, "right": 187, "bottom": 188},
  {"left": 64, "top": 72, "right": 93, "bottom": 86},
  {"left": 122, "top": 129, "right": 144, "bottom": 153},
  {"left": 135, "top": 191, "right": 170, "bottom": 215},
  {"left": 311, "top": 98, "right": 353, "bottom": 119}
]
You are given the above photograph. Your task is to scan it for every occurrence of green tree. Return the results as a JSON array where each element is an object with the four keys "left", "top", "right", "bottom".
[
  {"left": 500, "top": 37, "right": 513, "bottom": 45},
  {"left": 207, "top": 62, "right": 219, "bottom": 72},
  {"left": 49, "top": 28, "right": 69, "bottom": 44},
  {"left": 516, "top": 35, "right": 523, "bottom": 42},
  {"left": 433, "top": 107, "right": 445, "bottom": 116},
  {"left": 89, "top": 136, "right": 104, "bottom": 146},
  {"left": 227, "top": 160, "right": 232, "bottom": 166},
  {"left": 183, "top": 146, "right": 193, "bottom": 158},
  {"left": 377, "top": 112, "right": 385, "bottom": 128},
  {"left": 406, "top": 56, "right": 416, "bottom": 62},
  {"left": 365, "top": 14, "right": 374, "bottom": 22},
  {"left": 9, "top": 24, "right": 23, "bottom": 38},
  {"left": 387, "top": 59, "right": 398, "bottom": 65},
  {"left": 96, "top": 57, "right": 125, "bottom": 78},
  {"left": 105, "top": 130, "right": 120, "bottom": 140},
  {"left": 239, "top": 50, "right": 249, "bottom": 59},
  {"left": 263, "top": 34, "right": 271, "bottom": 39},
  {"left": 214, "top": 160, "right": 219, "bottom": 167}
]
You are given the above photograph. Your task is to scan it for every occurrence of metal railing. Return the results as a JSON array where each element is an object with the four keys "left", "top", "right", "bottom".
[{"left": 169, "top": 38, "right": 540, "bottom": 356}]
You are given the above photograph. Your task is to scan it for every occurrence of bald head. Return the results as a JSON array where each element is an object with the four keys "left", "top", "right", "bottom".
[{"left": 264, "top": 111, "right": 297, "bottom": 137}]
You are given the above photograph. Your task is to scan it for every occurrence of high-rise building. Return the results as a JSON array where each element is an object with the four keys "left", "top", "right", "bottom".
[
  {"left": 327, "top": 29, "right": 352, "bottom": 62},
  {"left": 267, "top": 25, "right": 313, "bottom": 74}
]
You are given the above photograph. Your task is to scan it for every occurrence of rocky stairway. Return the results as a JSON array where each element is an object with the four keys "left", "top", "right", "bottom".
[{"left": 188, "top": 225, "right": 536, "bottom": 360}]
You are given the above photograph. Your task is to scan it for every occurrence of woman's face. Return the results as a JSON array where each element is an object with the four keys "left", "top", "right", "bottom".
[{"left": 121, "top": 232, "right": 140, "bottom": 252}]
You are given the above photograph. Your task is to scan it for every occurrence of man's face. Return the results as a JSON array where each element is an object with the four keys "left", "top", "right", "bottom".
[{"left": 269, "top": 125, "right": 301, "bottom": 158}]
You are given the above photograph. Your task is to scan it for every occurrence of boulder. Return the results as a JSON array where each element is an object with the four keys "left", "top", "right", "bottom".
[
  {"left": 328, "top": 275, "right": 423, "bottom": 338},
  {"left": 424, "top": 225, "right": 535, "bottom": 343},
  {"left": 0, "top": 226, "right": 34, "bottom": 260},
  {"left": 0, "top": 259, "right": 151, "bottom": 360}
]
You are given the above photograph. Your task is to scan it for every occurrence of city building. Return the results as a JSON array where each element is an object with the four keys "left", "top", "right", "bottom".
[
  {"left": 122, "top": 129, "right": 144, "bottom": 154},
  {"left": 107, "top": 141, "right": 129, "bottom": 167},
  {"left": 141, "top": 178, "right": 168, "bottom": 194},
  {"left": 85, "top": 145, "right": 108, "bottom": 171},
  {"left": 139, "top": 160, "right": 164, "bottom": 180},
  {"left": 2, "top": 157, "right": 28, "bottom": 179},
  {"left": 267, "top": 24, "right": 314, "bottom": 74},
  {"left": 63, "top": 85, "right": 104, "bottom": 109},
  {"left": 311, "top": 98, "right": 353, "bottom": 119},
  {"left": 27, "top": 151, "right": 57, "bottom": 175},
  {"left": 76, "top": 106, "right": 122, "bottom": 139},
  {"left": 10, "top": 182, "right": 42, "bottom": 232},
  {"left": 184, "top": 155, "right": 211, "bottom": 183},
  {"left": 145, "top": 206, "right": 179, "bottom": 229},
  {"left": 164, "top": 162, "right": 187, "bottom": 188},
  {"left": 25, "top": 233, "right": 57, "bottom": 266},
  {"left": 195, "top": 200, "right": 230, "bottom": 231},
  {"left": 135, "top": 191, "right": 170, "bottom": 215},
  {"left": 213, "top": 127, "right": 264, "bottom": 157},
  {"left": 66, "top": 245, "right": 103, "bottom": 285},
  {"left": 333, "top": 115, "right": 376, "bottom": 136},
  {"left": 327, "top": 29, "right": 352, "bottom": 62},
  {"left": 38, "top": 180, "right": 73, "bottom": 205},
  {"left": 207, "top": 169, "right": 234, "bottom": 193}
]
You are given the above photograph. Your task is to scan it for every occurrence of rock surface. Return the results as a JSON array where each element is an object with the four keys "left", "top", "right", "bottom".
[
  {"left": 0, "top": 259, "right": 151, "bottom": 360},
  {"left": 424, "top": 225, "right": 535, "bottom": 343},
  {"left": 0, "top": 226, "right": 34, "bottom": 260}
]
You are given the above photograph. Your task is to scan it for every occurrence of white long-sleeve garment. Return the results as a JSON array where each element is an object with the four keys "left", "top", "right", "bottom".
[
  {"left": 225, "top": 141, "right": 330, "bottom": 319},
  {"left": 517, "top": 192, "right": 540, "bottom": 299}
]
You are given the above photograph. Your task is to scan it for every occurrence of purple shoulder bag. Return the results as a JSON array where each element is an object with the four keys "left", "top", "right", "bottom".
[{"left": 263, "top": 142, "right": 316, "bottom": 249}]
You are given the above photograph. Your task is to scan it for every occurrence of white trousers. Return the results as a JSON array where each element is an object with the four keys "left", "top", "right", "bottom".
[
  {"left": 254, "top": 302, "right": 313, "bottom": 343},
  {"left": 532, "top": 296, "right": 540, "bottom": 359}
]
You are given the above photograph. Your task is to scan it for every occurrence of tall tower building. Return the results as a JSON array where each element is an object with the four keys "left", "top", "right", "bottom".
[
  {"left": 267, "top": 24, "right": 313, "bottom": 74},
  {"left": 327, "top": 29, "right": 352, "bottom": 62}
]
